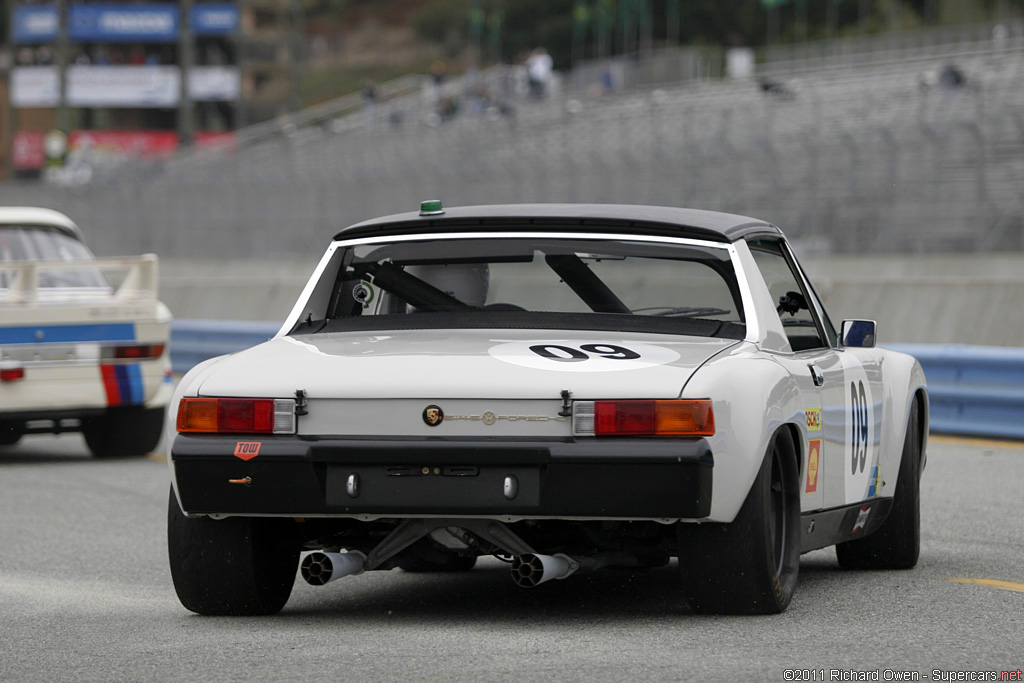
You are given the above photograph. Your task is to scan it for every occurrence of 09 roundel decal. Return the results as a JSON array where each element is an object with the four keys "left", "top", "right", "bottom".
[{"left": 488, "top": 340, "right": 679, "bottom": 373}]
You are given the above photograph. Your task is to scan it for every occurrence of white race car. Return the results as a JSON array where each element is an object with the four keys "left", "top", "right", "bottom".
[
  {"left": 0, "top": 207, "right": 172, "bottom": 456},
  {"left": 167, "top": 203, "right": 927, "bottom": 615}
]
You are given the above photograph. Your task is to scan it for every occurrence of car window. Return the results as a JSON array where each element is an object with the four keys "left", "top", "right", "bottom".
[
  {"left": 300, "top": 236, "right": 747, "bottom": 339},
  {"left": 0, "top": 226, "right": 107, "bottom": 289},
  {"left": 748, "top": 238, "right": 827, "bottom": 351}
]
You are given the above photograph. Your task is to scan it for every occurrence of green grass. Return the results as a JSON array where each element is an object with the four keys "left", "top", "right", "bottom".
[{"left": 299, "top": 58, "right": 446, "bottom": 107}]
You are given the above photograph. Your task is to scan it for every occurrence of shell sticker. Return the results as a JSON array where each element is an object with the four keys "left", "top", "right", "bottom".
[{"left": 805, "top": 439, "right": 821, "bottom": 493}]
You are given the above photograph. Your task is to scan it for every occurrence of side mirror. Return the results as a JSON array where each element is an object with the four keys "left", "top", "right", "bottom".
[{"left": 841, "top": 320, "right": 876, "bottom": 348}]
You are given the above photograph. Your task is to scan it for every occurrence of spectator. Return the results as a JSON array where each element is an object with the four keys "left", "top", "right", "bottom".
[{"left": 525, "top": 47, "right": 553, "bottom": 99}]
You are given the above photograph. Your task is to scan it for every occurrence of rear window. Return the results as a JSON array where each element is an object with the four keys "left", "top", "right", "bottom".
[
  {"left": 292, "top": 236, "right": 746, "bottom": 339},
  {"left": 0, "top": 226, "right": 107, "bottom": 288}
]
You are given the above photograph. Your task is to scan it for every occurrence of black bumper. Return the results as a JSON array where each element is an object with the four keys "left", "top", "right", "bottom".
[{"left": 171, "top": 435, "right": 714, "bottom": 519}]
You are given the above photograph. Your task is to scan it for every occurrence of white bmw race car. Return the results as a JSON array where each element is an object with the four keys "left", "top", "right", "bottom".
[
  {"left": 0, "top": 207, "right": 172, "bottom": 456},
  {"left": 167, "top": 203, "right": 927, "bottom": 615}
]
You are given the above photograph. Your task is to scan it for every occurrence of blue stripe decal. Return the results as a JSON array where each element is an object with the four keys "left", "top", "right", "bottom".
[
  {"left": 127, "top": 364, "right": 145, "bottom": 404},
  {"left": 0, "top": 323, "right": 136, "bottom": 345},
  {"left": 115, "top": 366, "right": 134, "bottom": 405}
]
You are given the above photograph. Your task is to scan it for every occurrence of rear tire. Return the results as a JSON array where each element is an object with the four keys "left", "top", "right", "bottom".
[
  {"left": 167, "top": 487, "right": 299, "bottom": 616},
  {"left": 836, "top": 399, "right": 921, "bottom": 570},
  {"left": 678, "top": 429, "right": 801, "bottom": 614},
  {"left": 84, "top": 407, "right": 164, "bottom": 458}
]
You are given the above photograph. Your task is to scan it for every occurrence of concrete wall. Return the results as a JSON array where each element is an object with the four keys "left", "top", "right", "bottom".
[{"left": 160, "top": 252, "right": 1024, "bottom": 348}]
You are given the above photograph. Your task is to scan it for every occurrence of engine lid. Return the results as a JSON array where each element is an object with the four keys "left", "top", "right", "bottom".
[{"left": 196, "top": 328, "right": 739, "bottom": 400}]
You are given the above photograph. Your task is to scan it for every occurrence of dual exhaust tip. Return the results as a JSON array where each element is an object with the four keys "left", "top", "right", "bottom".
[
  {"left": 300, "top": 551, "right": 367, "bottom": 585},
  {"left": 300, "top": 551, "right": 577, "bottom": 588}
]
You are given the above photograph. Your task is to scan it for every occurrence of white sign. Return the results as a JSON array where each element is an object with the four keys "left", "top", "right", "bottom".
[
  {"left": 11, "top": 67, "right": 59, "bottom": 108},
  {"left": 67, "top": 65, "right": 181, "bottom": 107},
  {"left": 187, "top": 66, "right": 240, "bottom": 101},
  {"left": 11, "top": 65, "right": 241, "bottom": 107}
]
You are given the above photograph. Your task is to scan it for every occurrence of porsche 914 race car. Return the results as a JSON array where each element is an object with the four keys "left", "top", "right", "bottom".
[
  {"left": 0, "top": 207, "right": 172, "bottom": 456},
  {"left": 167, "top": 202, "right": 927, "bottom": 615}
]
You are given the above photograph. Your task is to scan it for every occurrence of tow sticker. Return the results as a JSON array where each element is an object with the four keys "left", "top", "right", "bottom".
[
  {"left": 234, "top": 441, "right": 261, "bottom": 461},
  {"left": 488, "top": 340, "right": 680, "bottom": 373}
]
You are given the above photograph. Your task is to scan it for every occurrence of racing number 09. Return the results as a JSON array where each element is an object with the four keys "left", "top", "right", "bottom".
[
  {"left": 850, "top": 379, "right": 868, "bottom": 475},
  {"left": 528, "top": 343, "right": 641, "bottom": 362}
]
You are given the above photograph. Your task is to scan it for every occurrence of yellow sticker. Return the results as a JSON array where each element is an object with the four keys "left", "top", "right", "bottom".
[{"left": 805, "top": 407, "right": 822, "bottom": 432}]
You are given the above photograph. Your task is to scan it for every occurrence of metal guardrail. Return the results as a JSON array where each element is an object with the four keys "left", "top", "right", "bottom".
[
  {"left": 887, "top": 343, "right": 1024, "bottom": 440},
  {"left": 169, "top": 319, "right": 279, "bottom": 374},
  {"left": 167, "top": 322, "right": 1023, "bottom": 440}
]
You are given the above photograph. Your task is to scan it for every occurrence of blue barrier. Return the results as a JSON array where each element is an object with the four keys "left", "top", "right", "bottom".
[
  {"left": 887, "top": 343, "right": 1024, "bottom": 440},
  {"left": 167, "top": 323, "right": 1023, "bottom": 440},
  {"left": 170, "top": 320, "right": 279, "bottom": 374}
]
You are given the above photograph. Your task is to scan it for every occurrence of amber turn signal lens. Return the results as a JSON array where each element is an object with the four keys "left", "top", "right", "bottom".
[
  {"left": 654, "top": 400, "right": 715, "bottom": 436},
  {"left": 593, "top": 399, "right": 714, "bottom": 436},
  {"left": 177, "top": 398, "right": 219, "bottom": 432}
]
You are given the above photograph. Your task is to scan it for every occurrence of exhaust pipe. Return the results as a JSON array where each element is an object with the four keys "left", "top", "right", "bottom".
[
  {"left": 510, "top": 553, "right": 579, "bottom": 588},
  {"left": 301, "top": 551, "right": 367, "bottom": 586}
]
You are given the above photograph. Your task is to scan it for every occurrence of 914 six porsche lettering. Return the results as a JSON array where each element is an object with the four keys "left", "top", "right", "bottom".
[{"left": 166, "top": 202, "right": 928, "bottom": 616}]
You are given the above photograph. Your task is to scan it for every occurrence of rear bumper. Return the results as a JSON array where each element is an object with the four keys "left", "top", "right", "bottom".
[{"left": 171, "top": 435, "right": 714, "bottom": 519}]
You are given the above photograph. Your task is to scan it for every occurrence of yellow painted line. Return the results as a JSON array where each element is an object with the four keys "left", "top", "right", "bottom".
[
  {"left": 929, "top": 435, "right": 1024, "bottom": 451},
  {"left": 146, "top": 453, "right": 167, "bottom": 463},
  {"left": 945, "top": 577, "right": 1024, "bottom": 593}
]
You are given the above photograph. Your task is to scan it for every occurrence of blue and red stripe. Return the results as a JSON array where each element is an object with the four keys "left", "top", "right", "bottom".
[{"left": 100, "top": 364, "right": 145, "bottom": 406}]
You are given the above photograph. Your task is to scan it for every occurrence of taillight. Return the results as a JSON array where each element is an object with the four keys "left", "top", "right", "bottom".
[
  {"left": 102, "top": 344, "right": 166, "bottom": 361},
  {"left": 116, "top": 344, "right": 166, "bottom": 359},
  {"left": 0, "top": 367, "right": 25, "bottom": 382},
  {"left": 573, "top": 400, "right": 714, "bottom": 437},
  {"left": 177, "top": 398, "right": 296, "bottom": 434}
]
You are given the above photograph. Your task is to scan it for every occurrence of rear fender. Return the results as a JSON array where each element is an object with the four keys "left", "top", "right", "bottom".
[{"left": 681, "top": 346, "right": 806, "bottom": 523}]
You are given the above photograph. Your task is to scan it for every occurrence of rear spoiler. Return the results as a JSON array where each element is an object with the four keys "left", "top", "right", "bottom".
[{"left": 0, "top": 254, "right": 159, "bottom": 306}]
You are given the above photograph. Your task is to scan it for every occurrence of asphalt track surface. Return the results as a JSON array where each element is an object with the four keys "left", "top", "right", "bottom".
[{"left": 1, "top": 434, "right": 1021, "bottom": 682}]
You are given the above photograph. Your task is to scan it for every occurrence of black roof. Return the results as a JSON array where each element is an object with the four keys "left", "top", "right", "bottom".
[{"left": 335, "top": 204, "right": 781, "bottom": 243}]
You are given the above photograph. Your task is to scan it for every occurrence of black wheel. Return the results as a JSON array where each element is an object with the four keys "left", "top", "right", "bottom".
[
  {"left": 396, "top": 537, "right": 478, "bottom": 573},
  {"left": 83, "top": 407, "right": 164, "bottom": 457},
  {"left": 167, "top": 487, "right": 299, "bottom": 616},
  {"left": 678, "top": 429, "right": 801, "bottom": 614},
  {"left": 836, "top": 399, "right": 921, "bottom": 570}
]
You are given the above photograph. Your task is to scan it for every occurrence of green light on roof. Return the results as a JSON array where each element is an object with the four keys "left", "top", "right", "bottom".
[{"left": 419, "top": 199, "right": 445, "bottom": 216}]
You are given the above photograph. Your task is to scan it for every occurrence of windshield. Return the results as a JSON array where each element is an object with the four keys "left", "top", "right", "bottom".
[
  {"left": 293, "top": 236, "right": 746, "bottom": 339},
  {"left": 0, "top": 226, "right": 108, "bottom": 289}
]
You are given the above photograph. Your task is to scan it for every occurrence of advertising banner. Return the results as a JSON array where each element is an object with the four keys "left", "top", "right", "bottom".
[
  {"left": 10, "top": 67, "right": 59, "bottom": 108},
  {"left": 191, "top": 5, "right": 239, "bottom": 36},
  {"left": 11, "top": 130, "right": 239, "bottom": 171},
  {"left": 69, "top": 4, "right": 179, "bottom": 42},
  {"left": 12, "top": 132, "right": 47, "bottom": 171},
  {"left": 66, "top": 66, "right": 181, "bottom": 107},
  {"left": 188, "top": 66, "right": 241, "bottom": 101},
  {"left": 69, "top": 131, "right": 181, "bottom": 157},
  {"left": 13, "top": 6, "right": 60, "bottom": 44}
]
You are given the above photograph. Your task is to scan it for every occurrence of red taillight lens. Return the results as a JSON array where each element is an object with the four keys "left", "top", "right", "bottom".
[
  {"left": 593, "top": 400, "right": 714, "bottom": 436},
  {"left": 1, "top": 368, "right": 25, "bottom": 382},
  {"left": 114, "top": 344, "right": 166, "bottom": 360},
  {"left": 177, "top": 398, "right": 292, "bottom": 434},
  {"left": 219, "top": 399, "right": 274, "bottom": 432}
]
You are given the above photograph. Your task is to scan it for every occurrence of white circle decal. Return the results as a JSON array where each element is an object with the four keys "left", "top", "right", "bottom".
[{"left": 488, "top": 340, "right": 680, "bottom": 373}]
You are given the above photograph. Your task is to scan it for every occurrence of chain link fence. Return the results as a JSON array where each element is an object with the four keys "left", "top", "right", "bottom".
[{"left": 1, "top": 24, "right": 1022, "bottom": 259}]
